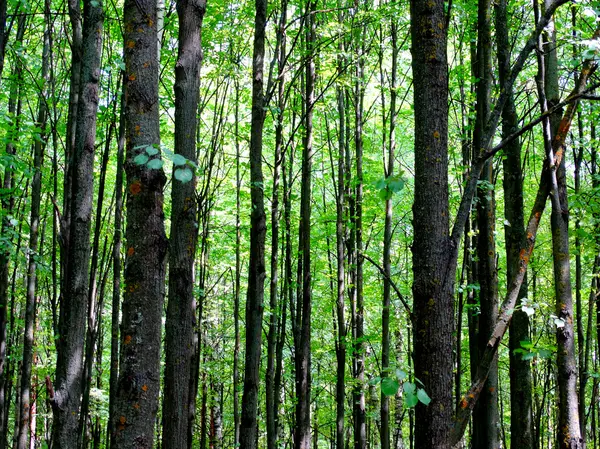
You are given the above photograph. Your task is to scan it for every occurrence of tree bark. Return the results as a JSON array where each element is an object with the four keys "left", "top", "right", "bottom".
[
  {"left": 112, "top": 0, "right": 167, "bottom": 444},
  {"left": 495, "top": 1, "right": 534, "bottom": 447},
  {"left": 52, "top": 1, "right": 103, "bottom": 447},
  {"left": 294, "top": 3, "right": 315, "bottom": 448},
  {"left": 18, "top": 6, "right": 51, "bottom": 446},
  {"left": 162, "top": 1, "right": 205, "bottom": 448},
  {"left": 410, "top": 2, "right": 453, "bottom": 448},
  {"left": 239, "top": 0, "right": 267, "bottom": 446}
]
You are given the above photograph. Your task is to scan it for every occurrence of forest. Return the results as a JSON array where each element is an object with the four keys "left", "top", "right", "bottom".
[{"left": 0, "top": 0, "right": 599, "bottom": 448}]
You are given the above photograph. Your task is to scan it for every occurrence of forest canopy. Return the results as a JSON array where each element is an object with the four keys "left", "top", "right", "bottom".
[{"left": 0, "top": 0, "right": 599, "bottom": 449}]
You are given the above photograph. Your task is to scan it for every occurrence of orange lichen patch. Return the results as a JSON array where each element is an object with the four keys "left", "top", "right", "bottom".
[
  {"left": 488, "top": 387, "right": 495, "bottom": 393},
  {"left": 128, "top": 74, "right": 136, "bottom": 81},
  {"left": 147, "top": 18, "right": 154, "bottom": 27},
  {"left": 519, "top": 248, "right": 528, "bottom": 263},
  {"left": 130, "top": 180, "right": 142, "bottom": 196},
  {"left": 119, "top": 416, "right": 126, "bottom": 425},
  {"left": 433, "top": 131, "right": 440, "bottom": 139},
  {"left": 135, "top": 125, "right": 141, "bottom": 135},
  {"left": 126, "top": 40, "right": 135, "bottom": 49},
  {"left": 124, "top": 335, "right": 132, "bottom": 345},
  {"left": 143, "top": 61, "right": 150, "bottom": 68},
  {"left": 468, "top": 393, "right": 475, "bottom": 399},
  {"left": 128, "top": 285, "right": 136, "bottom": 293},
  {"left": 460, "top": 397, "right": 468, "bottom": 409},
  {"left": 141, "top": 384, "right": 148, "bottom": 392},
  {"left": 133, "top": 403, "right": 140, "bottom": 410},
  {"left": 127, "top": 247, "right": 135, "bottom": 257}
]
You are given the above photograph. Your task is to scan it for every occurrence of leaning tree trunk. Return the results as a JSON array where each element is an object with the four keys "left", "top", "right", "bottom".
[
  {"left": 162, "top": 1, "right": 205, "bottom": 448},
  {"left": 51, "top": 2, "right": 103, "bottom": 447},
  {"left": 239, "top": 0, "right": 267, "bottom": 447},
  {"left": 18, "top": 5, "right": 50, "bottom": 447},
  {"left": 112, "top": 0, "right": 168, "bottom": 445},
  {"left": 409, "top": 1, "right": 454, "bottom": 448}
]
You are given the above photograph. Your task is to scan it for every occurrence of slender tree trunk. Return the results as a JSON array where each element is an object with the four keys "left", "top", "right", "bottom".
[
  {"left": 410, "top": 1, "right": 453, "bottom": 448},
  {"left": 107, "top": 72, "right": 126, "bottom": 449},
  {"left": 162, "top": 1, "right": 205, "bottom": 448},
  {"left": 495, "top": 1, "right": 534, "bottom": 447},
  {"left": 267, "top": 4, "right": 288, "bottom": 448},
  {"left": 233, "top": 80, "right": 242, "bottom": 449},
  {"left": 381, "top": 17, "right": 398, "bottom": 449},
  {"left": 239, "top": 0, "right": 267, "bottom": 446},
  {"left": 295, "top": 4, "right": 315, "bottom": 448},
  {"left": 52, "top": 2, "right": 103, "bottom": 447},
  {"left": 18, "top": 5, "right": 50, "bottom": 448},
  {"left": 472, "top": 1, "right": 500, "bottom": 447},
  {"left": 112, "top": 0, "right": 168, "bottom": 443},
  {"left": 334, "top": 25, "right": 347, "bottom": 449},
  {"left": 0, "top": 14, "right": 25, "bottom": 449},
  {"left": 537, "top": 2, "right": 582, "bottom": 446}
]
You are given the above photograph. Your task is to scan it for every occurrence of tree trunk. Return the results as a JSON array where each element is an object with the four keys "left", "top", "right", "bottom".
[
  {"left": 19, "top": 4, "right": 50, "bottom": 448},
  {"left": 409, "top": 1, "right": 453, "bottom": 448},
  {"left": 107, "top": 72, "right": 126, "bottom": 449},
  {"left": 295, "top": 4, "right": 315, "bottom": 448},
  {"left": 495, "top": 1, "right": 534, "bottom": 447},
  {"left": 52, "top": 2, "right": 103, "bottom": 447},
  {"left": 472, "top": 1, "right": 500, "bottom": 447},
  {"left": 239, "top": 0, "right": 267, "bottom": 446},
  {"left": 267, "top": 4, "right": 288, "bottom": 448},
  {"left": 112, "top": 0, "right": 167, "bottom": 444},
  {"left": 162, "top": 1, "right": 205, "bottom": 448},
  {"left": 0, "top": 13, "right": 25, "bottom": 449}
]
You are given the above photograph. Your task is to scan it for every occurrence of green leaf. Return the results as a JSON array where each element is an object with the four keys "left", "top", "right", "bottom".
[
  {"left": 395, "top": 369, "right": 407, "bottom": 381},
  {"left": 133, "top": 154, "right": 149, "bottom": 165},
  {"left": 175, "top": 168, "right": 193, "bottom": 183},
  {"left": 404, "top": 392, "right": 418, "bottom": 408},
  {"left": 403, "top": 381, "right": 416, "bottom": 395},
  {"left": 381, "top": 377, "right": 399, "bottom": 396},
  {"left": 145, "top": 145, "right": 159, "bottom": 156},
  {"left": 172, "top": 154, "right": 187, "bottom": 166},
  {"left": 417, "top": 388, "right": 431, "bottom": 405},
  {"left": 147, "top": 159, "right": 163, "bottom": 169},
  {"left": 388, "top": 175, "right": 404, "bottom": 193}
]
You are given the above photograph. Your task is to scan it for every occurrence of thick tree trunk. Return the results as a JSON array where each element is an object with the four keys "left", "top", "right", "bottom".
[
  {"left": 409, "top": 2, "right": 453, "bottom": 448},
  {"left": 18, "top": 7, "right": 50, "bottom": 446},
  {"left": 162, "top": 1, "right": 205, "bottom": 448},
  {"left": 233, "top": 81, "right": 242, "bottom": 449},
  {"left": 495, "top": 1, "right": 534, "bottom": 447},
  {"left": 52, "top": 2, "right": 103, "bottom": 447},
  {"left": 239, "top": 0, "right": 267, "bottom": 447},
  {"left": 112, "top": 0, "right": 167, "bottom": 444}
]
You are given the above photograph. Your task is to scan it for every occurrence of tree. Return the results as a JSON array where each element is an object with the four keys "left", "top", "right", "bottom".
[{"left": 112, "top": 0, "right": 167, "bottom": 444}]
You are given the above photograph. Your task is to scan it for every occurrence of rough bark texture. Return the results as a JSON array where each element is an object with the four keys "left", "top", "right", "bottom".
[
  {"left": 495, "top": 1, "right": 534, "bottom": 447},
  {"left": 409, "top": 2, "right": 453, "bottom": 448},
  {"left": 162, "top": 1, "right": 205, "bottom": 448},
  {"left": 239, "top": 0, "right": 267, "bottom": 447},
  {"left": 52, "top": 1, "right": 103, "bottom": 447},
  {"left": 112, "top": 0, "right": 167, "bottom": 445}
]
